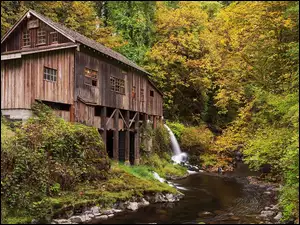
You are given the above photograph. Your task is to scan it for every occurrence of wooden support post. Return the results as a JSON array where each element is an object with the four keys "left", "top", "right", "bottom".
[
  {"left": 134, "top": 112, "right": 140, "bottom": 165},
  {"left": 124, "top": 110, "right": 130, "bottom": 165},
  {"left": 70, "top": 104, "right": 75, "bottom": 122},
  {"left": 113, "top": 109, "right": 119, "bottom": 161},
  {"left": 153, "top": 116, "right": 157, "bottom": 129},
  {"left": 101, "top": 107, "right": 107, "bottom": 149},
  {"left": 144, "top": 114, "right": 148, "bottom": 126}
]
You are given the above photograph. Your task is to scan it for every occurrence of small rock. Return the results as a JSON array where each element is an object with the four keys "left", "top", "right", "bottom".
[
  {"left": 95, "top": 215, "right": 108, "bottom": 220},
  {"left": 88, "top": 213, "right": 95, "bottom": 218},
  {"left": 198, "top": 211, "right": 213, "bottom": 217},
  {"left": 227, "top": 213, "right": 234, "bottom": 216},
  {"left": 265, "top": 207, "right": 271, "bottom": 210},
  {"left": 91, "top": 206, "right": 100, "bottom": 214},
  {"left": 165, "top": 194, "right": 175, "bottom": 202},
  {"left": 31, "top": 219, "right": 39, "bottom": 224},
  {"left": 94, "top": 212, "right": 101, "bottom": 216},
  {"left": 84, "top": 210, "right": 92, "bottom": 214},
  {"left": 113, "top": 209, "right": 123, "bottom": 213},
  {"left": 127, "top": 202, "right": 139, "bottom": 211},
  {"left": 108, "top": 214, "right": 114, "bottom": 218},
  {"left": 53, "top": 219, "right": 70, "bottom": 224},
  {"left": 70, "top": 216, "right": 84, "bottom": 223},
  {"left": 139, "top": 198, "right": 150, "bottom": 207},
  {"left": 230, "top": 216, "right": 240, "bottom": 221},
  {"left": 101, "top": 209, "right": 114, "bottom": 215},
  {"left": 271, "top": 204, "right": 279, "bottom": 211},
  {"left": 261, "top": 210, "right": 275, "bottom": 217},
  {"left": 274, "top": 212, "right": 282, "bottom": 221},
  {"left": 264, "top": 191, "right": 272, "bottom": 195}
]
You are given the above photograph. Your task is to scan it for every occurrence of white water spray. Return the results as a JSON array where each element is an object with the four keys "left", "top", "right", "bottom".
[
  {"left": 164, "top": 124, "right": 188, "bottom": 164},
  {"left": 152, "top": 172, "right": 165, "bottom": 183}
]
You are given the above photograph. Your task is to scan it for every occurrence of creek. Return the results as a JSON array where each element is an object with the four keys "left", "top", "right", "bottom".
[{"left": 89, "top": 163, "right": 276, "bottom": 224}]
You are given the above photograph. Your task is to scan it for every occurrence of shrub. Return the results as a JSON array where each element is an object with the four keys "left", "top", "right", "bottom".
[{"left": 1, "top": 102, "right": 110, "bottom": 221}]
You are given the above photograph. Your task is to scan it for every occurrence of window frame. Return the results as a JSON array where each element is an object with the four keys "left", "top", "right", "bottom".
[
  {"left": 84, "top": 67, "right": 98, "bottom": 87},
  {"left": 140, "top": 88, "right": 145, "bottom": 102},
  {"left": 22, "top": 30, "right": 31, "bottom": 48},
  {"left": 43, "top": 67, "right": 57, "bottom": 82},
  {"left": 110, "top": 76, "right": 125, "bottom": 95},
  {"left": 50, "top": 31, "right": 58, "bottom": 44},
  {"left": 150, "top": 90, "right": 154, "bottom": 97},
  {"left": 37, "top": 28, "right": 47, "bottom": 45}
]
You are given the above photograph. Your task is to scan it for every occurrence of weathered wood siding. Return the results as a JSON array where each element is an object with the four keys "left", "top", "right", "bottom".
[
  {"left": 1, "top": 15, "right": 71, "bottom": 54},
  {"left": 75, "top": 48, "right": 163, "bottom": 116},
  {"left": 1, "top": 48, "right": 75, "bottom": 109}
]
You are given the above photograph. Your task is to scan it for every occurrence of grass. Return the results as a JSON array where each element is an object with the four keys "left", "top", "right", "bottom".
[
  {"left": 2, "top": 161, "right": 178, "bottom": 224},
  {"left": 140, "top": 153, "right": 188, "bottom": 179}
]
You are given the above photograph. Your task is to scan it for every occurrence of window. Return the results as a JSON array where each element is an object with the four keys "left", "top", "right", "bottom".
[
  {"left": 110, "top": 77, "right": 115, "bottom": 91},
  {"left": 132, "top": 86, "right": 136, "bottom": 98},
  {"left": 150, "top": 90, "right": 154, "bottom": 97},
  {"left": 37, "top": 28, "right": 46, "bottom": 45},
  {"left": 44, "top": 67, "right": 57, "bottom": 82},
  {"left": 50, "top": 31, "right": 58, "bottom": 43},
  {"left": 110, "top": 76, "right": 125, "bottom": 94},
  {"left": 23, "top": 30, "right": 30, "bottom": 47},
  {"left": 84, "top": 68, "right": 98, "bottom": 87},
  {"left": 140, "top": 88, "right": 144, "bottom": 102}
]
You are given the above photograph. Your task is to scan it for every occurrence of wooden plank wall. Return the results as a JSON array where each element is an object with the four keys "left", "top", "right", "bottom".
[
  {"left": 54, "top": 110, "right": 70, "bottom": 122},
  {"left": 76, "top": 101, "right": 101, "bottom": 128},
  {"left": 75, "top": 49, "right": 163, "bottom": 116},
  {"left": 1, "top": 48, "right": 74, "bottom": 109}
]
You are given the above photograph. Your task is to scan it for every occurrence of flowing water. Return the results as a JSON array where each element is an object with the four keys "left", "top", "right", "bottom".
[
  {"left": 90, "top": 163, "right": 273, "bottom": 224},
  {"left": 89, "top": 126, "right": 273, "bottom": 224},
  {"left": 163, "top": 124, "right": 187, "bottom": 164}
]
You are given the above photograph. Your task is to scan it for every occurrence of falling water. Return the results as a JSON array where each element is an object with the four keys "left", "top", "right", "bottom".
[{"left": 164, "top": 124, "right": 187, "bottom": 164}]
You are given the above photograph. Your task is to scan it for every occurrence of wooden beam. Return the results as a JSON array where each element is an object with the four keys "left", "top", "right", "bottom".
[
  {"left": 113, "top": 109, "right": 119, "bottom": 161},
  {"left": 101, "top": 107, "right": 107, "bottom": 150},
  {"left": 106, "top": 108, "right": 117, "bottom": 127},
  {"left": 134, "top": 113, "right": 140, "bottom": 165},
  {"left": 119, "top": 110, "right": 128, "bottom": 128},
  {"left": 129, "top": 112, "right": 138, "bottom": 128},
  {"left": 125, "top": 110, "right": 130, "bottom": 165}
]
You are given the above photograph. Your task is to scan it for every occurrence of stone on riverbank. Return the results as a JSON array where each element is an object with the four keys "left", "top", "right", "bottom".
[
  {"left": 127, "top": 202, "right": 139, "bottom": 211},
  {"left": 274, "top": 212, "right": 282, "bottom": 221}
]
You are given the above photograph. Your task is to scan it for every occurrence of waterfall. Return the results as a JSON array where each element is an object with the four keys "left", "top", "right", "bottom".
[{"left": 164, "top": 124, "right": 187, "bottom": 164}]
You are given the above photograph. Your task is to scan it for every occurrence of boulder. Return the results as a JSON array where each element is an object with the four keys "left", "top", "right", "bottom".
[
  {"left": 70, "top": 216, "right": 84, "bottom": 223},
  {"left": 95, "top": 215, "right": 108, "bottom": 220},
  {"left": 260, "top": 210, "right": 275, "bottom": 217},
  {"left": 274, "top": 212, "right": 282, "bottom": 221},
  {"left": 91, "top": 206, "right": 100, "bottom": 214},
  {"left": 113, "top": 209, "right": 123, "bottom": 213},
  {"left": 165, "top": 194, "right": 176, "bottom": 202},
  {"left": 101, "top": 209, "right": 114, "bottom": 215},
  {"left": 52, "top": 219, "right": 70, "bottom": 224},
  {"left": 127, "top": 202, "right": 139, "bottom": 211},
  {"left": 139, "top": 198, "right": 150, "bottom": 207}
]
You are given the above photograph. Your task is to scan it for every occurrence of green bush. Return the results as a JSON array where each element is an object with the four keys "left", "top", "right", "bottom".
[
  {"left": 1, "top": 103, "right": 110, "bottom": 221},
  {"left": 152, "top": 123, "right": 171, "bottom": 154},
  {"left": 166, "top": 121, "right": 186, "bottom": 141}
]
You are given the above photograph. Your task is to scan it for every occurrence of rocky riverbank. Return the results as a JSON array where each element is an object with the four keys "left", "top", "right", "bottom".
[{"left": 48, "top": 192, "right": 184, "bottom": 224}]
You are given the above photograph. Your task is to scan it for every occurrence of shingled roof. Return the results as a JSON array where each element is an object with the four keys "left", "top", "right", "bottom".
[{"left": 1, "top": 9, "right": 163, "bottom": 95}]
